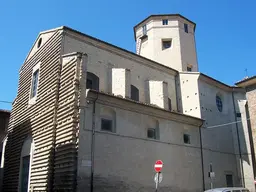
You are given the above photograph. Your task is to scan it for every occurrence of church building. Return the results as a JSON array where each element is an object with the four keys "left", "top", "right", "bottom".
[{"left": 1, "top": 14, "right": 255, "bottom": 192}]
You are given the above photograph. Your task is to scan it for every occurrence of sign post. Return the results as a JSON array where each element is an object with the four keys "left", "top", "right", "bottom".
[
  {"left": 154, "top": 160, "right": 163, "bottom": 192},
  {"left": 208, "top": 163, "right": 215, "bottom": 189}
]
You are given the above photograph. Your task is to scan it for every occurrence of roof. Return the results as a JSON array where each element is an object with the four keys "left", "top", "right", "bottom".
[
  {"left": 235, "top": 75, "right": 256, "bottom": 87},
  {"left": 86, "top": 89, "right": 204, "bottom": 127},
  {"left": 0, "top": 109, "right": 11, "bottom": 114},
  {"left": 23, "top": 26, "right": 178, "bottom": 76},
  {"left": 133, "top": 14, "right": 196, "bottom": 40}
]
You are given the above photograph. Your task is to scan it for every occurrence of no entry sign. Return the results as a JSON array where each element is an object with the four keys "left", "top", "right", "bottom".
[{"left": 154, "top": 160, "right": 163, "bottom": 172}]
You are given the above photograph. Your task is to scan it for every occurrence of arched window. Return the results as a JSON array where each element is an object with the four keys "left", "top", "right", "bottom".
[
  {"left": 18, "top": 136, "right": 34, "bottom": 192},
  {"left": 131, "top": 85, "right": 139, "bottom": 101},
  {"left": 86, "top": 72, "right": 99, "bottom": 91},
  {"left": 216, "top": 94, "right": 223, "bottom": 112}
]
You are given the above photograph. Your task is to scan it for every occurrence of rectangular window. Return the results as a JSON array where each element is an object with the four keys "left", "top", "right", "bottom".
[
  {"left": 184, "top": 23, "right": 188, "bottom": 33},
  {"left": 236, "top": 112, "right": 241, "bottom": 118},
  {"left": 162, "top": 19, "right": 168, "bottom": 25},
  {"left": 131, "top": 85, "right": 139, "bottom": 101},
  {"left": 142, "top": 25, "right": 147, "bottom": 35},
  {"left": 162, "top": 40, "right": 172, "bottom": 49},
  {"left": 168, "top": 98, "right": 172, "bottom": 111},
  {"left": 147, "top": 128, "right": 156, "bottom": 139},
  {"left": 187, "top": 66, "right": 192, "bottom": 72},
  {"left": 31, "top": 69, "right": 39, "bottom": 98},
  {"left": 101, "top": 118, "right": 113, "bottom": 132},
  {"left": 183, "top": 134, "right": 190, "bottom": 144}
]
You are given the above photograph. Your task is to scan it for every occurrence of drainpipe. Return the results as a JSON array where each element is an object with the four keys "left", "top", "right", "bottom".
[
  {"left": 90, "top": 91, "right": 99, "bottom": 192},
  {"left": 199, "top": 120, "right": 206, "bottom": 191},
  {"left": 232, "top": 88, "right": 245, "bottom": 187}
]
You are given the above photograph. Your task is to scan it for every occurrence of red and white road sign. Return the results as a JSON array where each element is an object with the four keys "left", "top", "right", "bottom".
[{"left": 154, "top": 160, "right": 163, "bottom": 172}]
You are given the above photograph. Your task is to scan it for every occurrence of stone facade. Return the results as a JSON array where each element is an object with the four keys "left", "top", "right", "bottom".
[{"left": 2, "top": 14, "right": 255, "bottom": 192}]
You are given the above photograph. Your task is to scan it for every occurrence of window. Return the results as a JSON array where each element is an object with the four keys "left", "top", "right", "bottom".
[
  {"left": 31, "top": 69, "right": 39, "bottom": 98},
  {"left": 86, "top": 72, "right": 99, "bottom": 91},
  {"left": 147, "top": 128, "right": 156, "bottom": 139},
  {"left": 216, "top": 95, "right": 223, "bottom": 112},
  {"left": 183, "top": 134, "right": 190, "bottom": 144},
  {"left": 168, "top": 98, "right": 172, "bottom": 111},
  {"left": 226, "top": 174, "right": 233, "bottom": 187},
  {"left": 184, "top": 23, "right": 188, "bottom": 33},
  {"left": 142, "top": 25, "right": 147, "bottom": 35},
  {"left": 236, "top": 112, "right": 241, "bottom": 118},
  {"left": 37, "top": 38, "right": 42, "bottom": 48},
  {"left": 20, "top": 155, "right": 30, "bottom": 192},
  {"left": 187, "top": 66, "right": 192, "bottom": 72},
  {"left": 131, "top": 85, "right": 139, "bottom": 101},
  {"left": 101, "top": 119, "right": 113, "bottom": 132},
  {"left": 162, "top": 19, "right": 168, "bottom": 25},
  {"left": 162, "top": 40, "right": 172, "bottom": 49}
]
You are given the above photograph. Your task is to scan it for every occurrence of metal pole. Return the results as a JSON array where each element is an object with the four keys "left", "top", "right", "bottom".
[{"left": 155, "top": 172, "right": 159, "bottom": 192}]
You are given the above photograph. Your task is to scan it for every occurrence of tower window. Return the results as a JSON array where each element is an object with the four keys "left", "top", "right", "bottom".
[
  {"left": 142, "top": 25, "right": 147, "bottom": 35},
  {"left": 162, "top": 40, "right": 172, "bottom": 49},
  {"left": 183, "top": 134, "right": 190, "bottom": 144},
  {"left": 162, "top": 19, "right": 168, "bottom": 25},
  {"left": 184, "top": 23, "right": 188, "bottom": 33},
  {"left": 31, "top": 69, "right": 39, "bottom": 98},
  {"left": 187, "top": 66, "right": 192, "bottom": 72}
]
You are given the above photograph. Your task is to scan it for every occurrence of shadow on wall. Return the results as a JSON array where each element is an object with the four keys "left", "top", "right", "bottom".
[
  {"left": 53, "top": 142, "right": 78, "bottom": 191},
  {"left": 2, "top": 119, "right": 32, "bottom": 191},
  {"left": 1, "top": 118, "right": 57, "bottom": 192}
]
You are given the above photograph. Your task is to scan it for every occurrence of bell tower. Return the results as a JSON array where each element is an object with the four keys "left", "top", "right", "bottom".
[{"left": 134, "top": 14, "right": 198, "bottom": 72}]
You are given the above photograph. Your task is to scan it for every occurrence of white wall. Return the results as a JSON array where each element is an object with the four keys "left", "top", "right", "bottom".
[
  {"left": 63, "top": 33, "right": 178, "bottom": 111},
  {"left": 135, "top": 16, "right": 198, "bottom": 72},
  {"left": 77, "top": 101, "right": 203, "bottom": 192}
]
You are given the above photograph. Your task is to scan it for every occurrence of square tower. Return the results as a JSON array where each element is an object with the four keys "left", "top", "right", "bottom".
[{"left": 134, "top": 14, "right": 198, "bottom": 72}]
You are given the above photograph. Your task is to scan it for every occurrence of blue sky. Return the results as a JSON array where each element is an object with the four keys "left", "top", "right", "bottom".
[{"left": 0, "top": 0, "right": 255, "bottom": 110}]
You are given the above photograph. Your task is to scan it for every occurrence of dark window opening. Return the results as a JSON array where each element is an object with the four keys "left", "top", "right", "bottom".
[
  {"left": 31, "top": 69, "right": 39, "bottom": 98},
  {"left": 37, "top": 38, "right": 42, "bottom": 48},
  {"left": 168, "top": 98, "right": 172, "bottom": 111},
  {"left": 183, "top": 134, "right": 190, "bottom": 144},
  {"left": 226, "top": 174, "right": 233, "bottom": 187},
  {"left": 142, "top": 25, "right": 147, "bottom": 35},
  {"left": 131, "top": 85, "right": 139, "bottom": 101},
  {"left": 236, "top": 112, "right": 241, "bottom": 118},
  {"left": 187, "top": 66, "right": 192, "bottom": 72},
  {"left": 162, "top": 19, "right": 168, "bottom": 25},
  {"left": 101, "top": 119, "right": 113, "bottom": 132},
  {"left": 20, "top": 155, "right": 30, "bottom": 192},
  {"left": 216, "top": 95, "right": 223, "bottom": 112},
  {"left": 162, "top": 40, "right": 172, "bottom": 49},
  {"left": 147, "top": 128, "right": 156, "bottom": 139},
  {"left": 184, "top": 23, "right": 188, "bottom": 33},
  {"left": 86, "top": 72, "right": 99, "bottom": 91}
]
